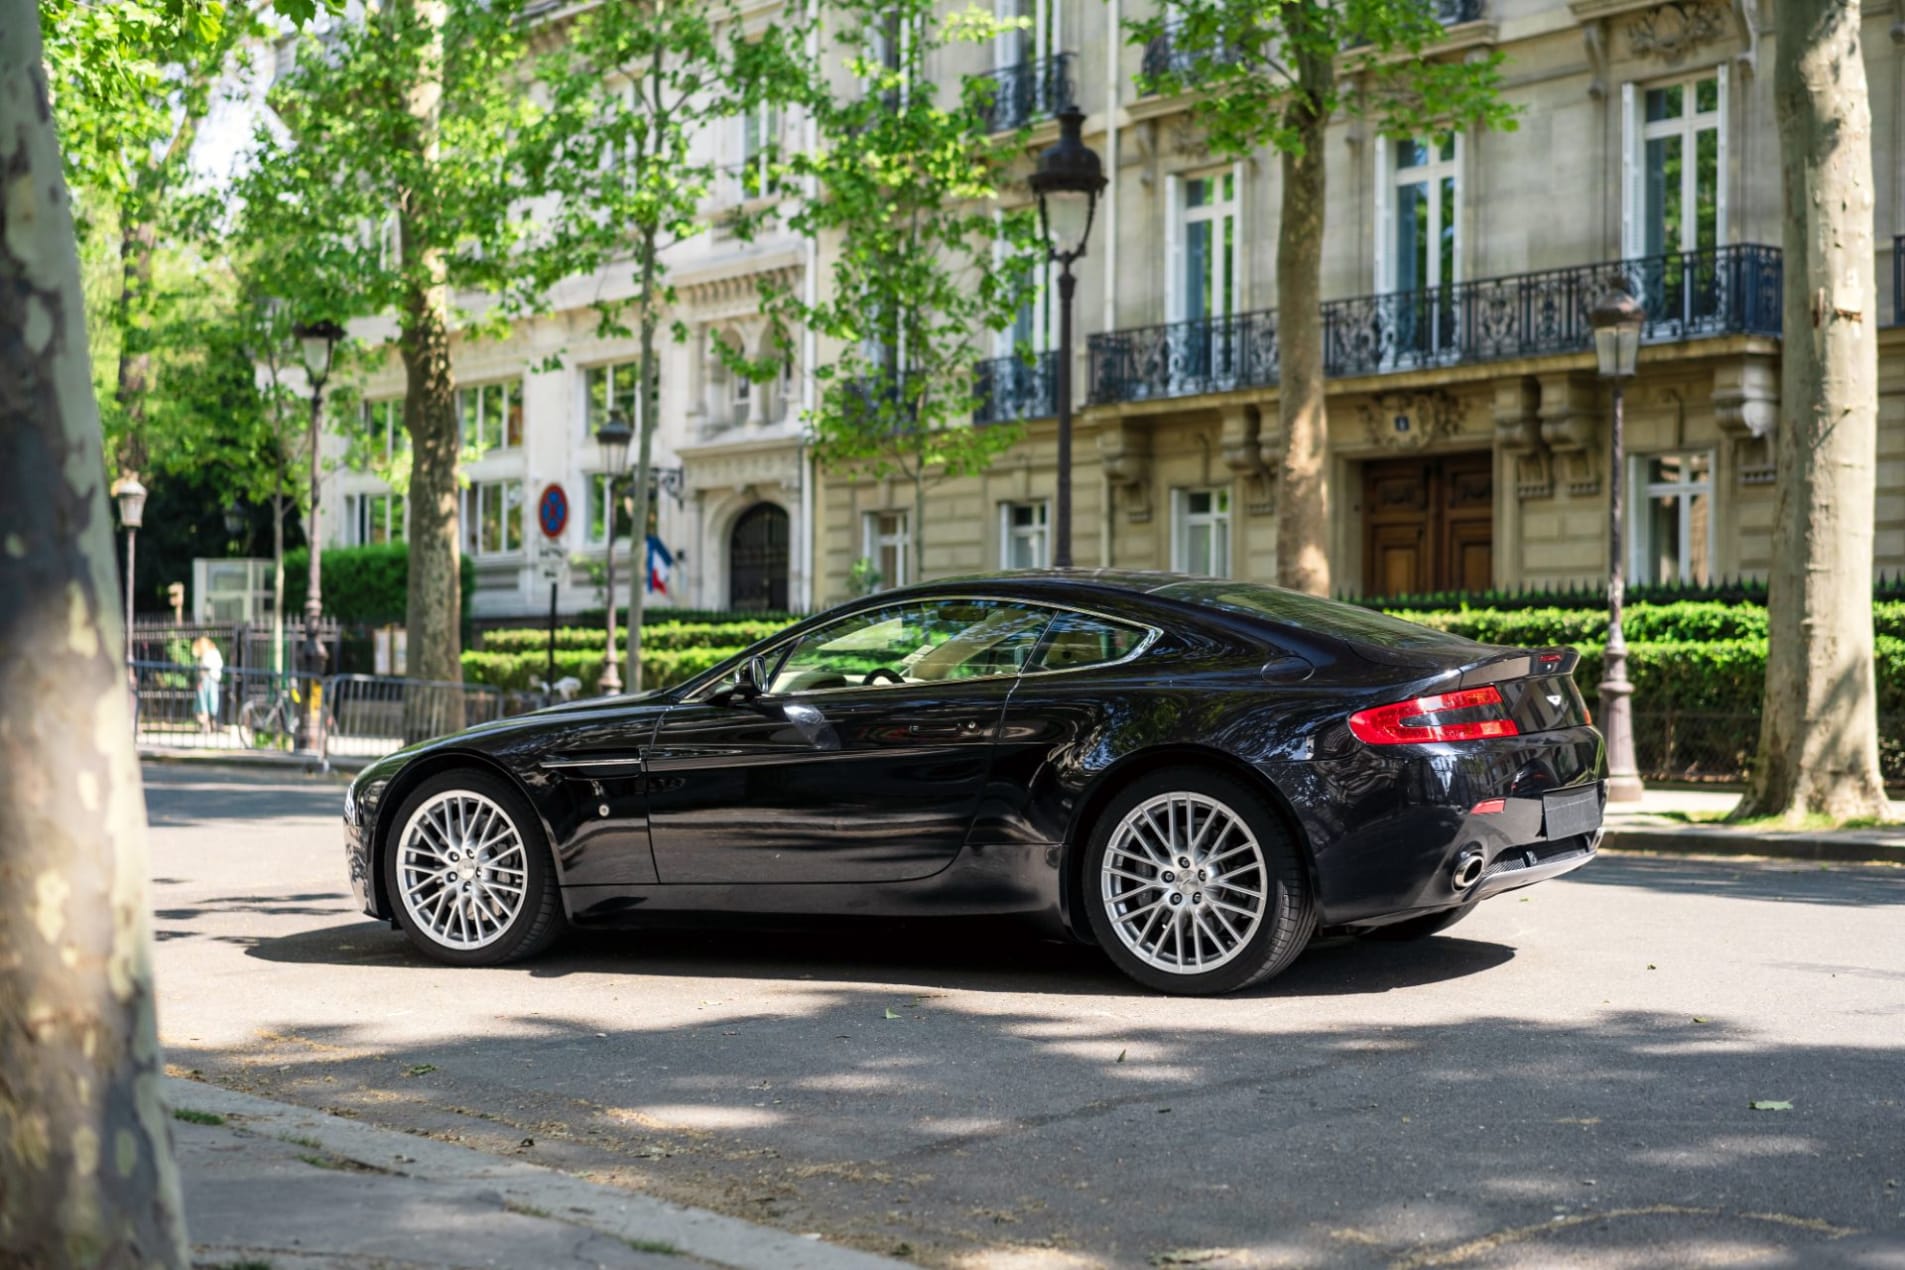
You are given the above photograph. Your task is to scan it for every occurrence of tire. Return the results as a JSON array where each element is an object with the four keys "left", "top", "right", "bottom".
[
  {"left": 382, "top": 768, "right": 567, "bottom": 966},
  {"left": 1081, "top": 767, "right": 1315, "bottom": 995},
  {"left": 1355, "top": 903, "right": 1474, "bottom": 942}
]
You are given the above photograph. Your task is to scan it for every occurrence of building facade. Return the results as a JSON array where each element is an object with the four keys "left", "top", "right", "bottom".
[
  {"left": 318, "top": 0, "right": 1905, "bottom": 621},
  {"left": 814, "top": 0, "right": 1905, "bottom": 606}
]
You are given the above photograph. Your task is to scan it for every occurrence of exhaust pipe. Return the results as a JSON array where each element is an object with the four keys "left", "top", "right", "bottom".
[{"left": 1452, "top": 847, "right": 1485, "bottom": 892}]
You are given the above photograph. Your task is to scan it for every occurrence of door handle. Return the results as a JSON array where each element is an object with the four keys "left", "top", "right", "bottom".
[{"left": 904, "top": 718, "right": 984, "bottom": 738}]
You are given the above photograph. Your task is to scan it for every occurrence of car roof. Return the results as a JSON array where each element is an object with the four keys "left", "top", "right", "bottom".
[{"left": 894, "top": 569, "right": 1196, "bottom": 597}]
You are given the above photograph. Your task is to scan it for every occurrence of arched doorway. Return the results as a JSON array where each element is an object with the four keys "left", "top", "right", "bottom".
[{"left": 729, "top": 503, "right": 789, "bottom": 611}]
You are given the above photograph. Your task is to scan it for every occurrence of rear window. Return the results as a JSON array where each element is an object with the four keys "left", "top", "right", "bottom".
[{"left": 1154, "top": 581, "right": 1478, "bottom": 652}]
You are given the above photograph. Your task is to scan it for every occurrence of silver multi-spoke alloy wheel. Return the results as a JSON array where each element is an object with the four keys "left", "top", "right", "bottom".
[
  {"left": 396, "top": 790, "right": 529, "bottom": 951},
  {"left": 1100, "top": 791, "right": 1268, "bottom": 975}
]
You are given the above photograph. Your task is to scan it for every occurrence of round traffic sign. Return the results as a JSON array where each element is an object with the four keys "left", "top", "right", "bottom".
[{"left": 537, "top": 483, "right": 569, "bottom": 539}]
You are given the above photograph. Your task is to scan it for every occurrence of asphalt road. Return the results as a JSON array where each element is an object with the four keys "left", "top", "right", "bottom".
[{"left": 144, "top": 762, "right": 1905, "bottom": 1269}]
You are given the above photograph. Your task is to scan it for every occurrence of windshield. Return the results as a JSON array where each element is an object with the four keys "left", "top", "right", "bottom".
[{"left": 1155, "top": 580, "right": 1479, "bottom": 653}]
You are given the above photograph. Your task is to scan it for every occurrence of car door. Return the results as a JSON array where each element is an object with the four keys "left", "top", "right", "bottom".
[{"left": 643, "top": 597, "right": 1051, "bottom": 885}]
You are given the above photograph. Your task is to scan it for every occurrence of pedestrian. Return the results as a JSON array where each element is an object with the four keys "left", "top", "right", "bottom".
[{"left": 192, "top": 635, "right": 224, "bottom": 733}]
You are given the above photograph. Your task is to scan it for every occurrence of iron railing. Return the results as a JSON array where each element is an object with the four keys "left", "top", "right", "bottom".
[
  {"left": 1089, "top": 244, "right": 1782, "bottom": 405},
  {"left": 130, "top": 662, "right": 328, "bottom": 755},
  {"left": 1140, "top": 26, "right": 1242, "bottom": 86},
  {"left": 974, "top": 350, "right": 1058, "bottom": 423},
  {"left": 973, "top": 54, "right": 1075, "bottom": 133},
  {"left": 1433, "top": 0, "right": 1485, "bottom": 22},
  {"left": 325, "top": 674, "right": 509, "bottom": 758}
]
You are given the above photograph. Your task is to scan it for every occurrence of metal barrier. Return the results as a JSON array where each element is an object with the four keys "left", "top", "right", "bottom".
[
  {"left": 131, "top": 660, "right": 326, "bottom": 755},
  {"left": 324, "top": 674, "right": 511, "bottom": 760}
]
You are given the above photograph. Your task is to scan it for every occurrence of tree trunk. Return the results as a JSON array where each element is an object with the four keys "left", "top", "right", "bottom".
[
  {"left": 1737, "top": 0, "right": 1889, "bottom": 822},
  {"left": 0, "top": 9, "right": 191, "bottom": 1264},
  {"left": 1273, "top": 20, "right": 1332, "bottom": 598},
  {"left": 626, "top": 234, "right": 661, "bottom": 693},
  {"left": 395, "top": 0, "right": 463, "bottom": 689}
]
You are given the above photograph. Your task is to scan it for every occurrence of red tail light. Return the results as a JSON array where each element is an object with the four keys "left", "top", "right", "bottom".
[{"left": 1348, "top": 685, "right": 1521, "bottom": 746}]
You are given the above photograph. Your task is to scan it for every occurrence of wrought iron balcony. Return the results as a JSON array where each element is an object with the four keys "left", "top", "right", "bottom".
[
  {"left": 973, "top": 54, "right": 1075, "bottom": 134},
  {"left": 974, "top": 351, "right": 1057, "bottom": 424},
  {"left": 1435, "top": 0, "right": 1486, "bottom": 22},
  {"left": 1088, "top": 243, "right": 1782, "bottom": 405},
  {"left": 1139, "top": 26, "right": 1241, "bottom": 88}
]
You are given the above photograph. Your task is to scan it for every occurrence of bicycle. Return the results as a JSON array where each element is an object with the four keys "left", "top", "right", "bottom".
[{"left": 237, "top": 680, "right": 304, "bottom": 750}]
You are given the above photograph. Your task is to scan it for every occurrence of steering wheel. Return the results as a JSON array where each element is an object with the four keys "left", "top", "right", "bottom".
[{"left": 862, "top": 667, "right": 904, "bottom": 686}]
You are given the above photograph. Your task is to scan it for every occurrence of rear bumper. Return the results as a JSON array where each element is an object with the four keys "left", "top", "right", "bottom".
[{"left": 1265, "top": 724, "right": 1606, "bottom": 924}]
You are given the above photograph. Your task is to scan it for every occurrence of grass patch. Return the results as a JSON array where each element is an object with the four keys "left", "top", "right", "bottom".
[
  {"left": 172, "top": 1108, "right": 225, "bottom": 1126},
  {"left": 1654, "top": 809, "right": 1896, "bottom": 831},
  {"left": 280, "top": 1134, "right": 323, "bottom": 1151},
  {"left": 622, "top": 1237, "right": 680, "bottom": 1256},
  {"left": 503, "top": 1200, "right": 554, "bottom": 1220},
  {"left": 296, "top": 1153, "right": 344, "bottom": 1170},
  {"left": 197, "top": 1261, "right": 273, "bottom": 1270}
]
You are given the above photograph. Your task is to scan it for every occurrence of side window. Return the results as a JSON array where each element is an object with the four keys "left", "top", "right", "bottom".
[
  {"left": 1027, "top": 611, "right": 1149, "bottom": 674},
  {"left": 767, "top": 600, "right": 1051, "bottom": 694}
]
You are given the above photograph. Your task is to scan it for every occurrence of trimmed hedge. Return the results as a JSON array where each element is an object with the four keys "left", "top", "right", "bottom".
[
  {"left": 284, "top": 542, "right": 476, "bottom": 626},
  {"left": 1393, "top": 601, "right": 1905, "bottom": 647},
  {"left": 480, "top": 620, "right": 790, "bottom": 655},
  {"left": 462, "top": 645, "right": 742, "bottom": 694},
  {"left": 1361, "top": 574, "right": 1905, "bottom": 613}
]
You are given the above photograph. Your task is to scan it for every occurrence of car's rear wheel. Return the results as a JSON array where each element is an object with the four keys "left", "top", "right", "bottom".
[
  {"left": 1082, "top": 768, "right": 1315, "bottom": 995},
  {"left": 383, "top": 769, "right": 566, "bottom": 966}
]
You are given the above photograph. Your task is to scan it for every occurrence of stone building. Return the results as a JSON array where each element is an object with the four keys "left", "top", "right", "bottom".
[{"left": 813, "top": 0, "right": 1905, "bottom": 604}]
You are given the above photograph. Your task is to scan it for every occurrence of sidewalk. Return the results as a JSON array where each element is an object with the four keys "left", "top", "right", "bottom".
[
  {"left": 168, "top": 1077, "right": 903, "bottom": 1270},
  {"left": 1601, "top": 786, "right": 1905, "bottom": 865}
]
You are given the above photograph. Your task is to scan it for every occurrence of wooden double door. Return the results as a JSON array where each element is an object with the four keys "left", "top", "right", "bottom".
[{"left": 1362, "top": 453, "right": 1495, "bottom": 598}]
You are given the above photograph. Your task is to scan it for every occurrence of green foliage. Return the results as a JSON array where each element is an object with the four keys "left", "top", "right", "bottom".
[
  {"left": 1126, "top": 0, "right": 1518, "bottom": 161},
  {"left": 1566, "top": 638, "right": 1905, "bottom": 717},
  {"left": 462, "top": 646, "right": 741, "bottom": 695},
  {"left": 767, "top": 0, "right": 1044, "bottom": 579},
  {"left": 1395, "top": 601, "right": 1905, "bottom": 647},
  {"left": 479, "top": 621, "right": 790, "bottom": 655},
  {"left": 282, "top": 543, "right": 475, "bottom": 626}
]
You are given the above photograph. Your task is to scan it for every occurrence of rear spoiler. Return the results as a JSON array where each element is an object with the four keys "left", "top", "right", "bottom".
[{"left": 1454, "top": 646, "right": 1580, "bottom": 690}]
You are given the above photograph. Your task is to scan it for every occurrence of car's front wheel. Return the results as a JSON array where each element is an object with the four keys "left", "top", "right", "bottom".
[
  {"left": 383, "top": 769, "right": 566, "bottom": 966},
  {"left": 1082, "top": 768, "right": 1315, "bottom": 995}
]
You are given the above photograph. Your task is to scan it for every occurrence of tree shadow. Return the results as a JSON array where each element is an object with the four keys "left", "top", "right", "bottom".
[{"left": 1569, "top": 853, "right": 1905, "bottom": 907}]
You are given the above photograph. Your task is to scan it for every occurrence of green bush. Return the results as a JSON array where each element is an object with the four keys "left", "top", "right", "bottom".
[
  {"left": 1556, "top": 636, "right": 1905, "bottom": 716},
  {"left": 479, "top": 620, "right": 790, "bottom": 656},
  {"left": 283, "top": 542, "right": 476, "bottom": 626},
  {"left": 1393, "top": 601, "right": 1905, "bottom": 647},
  {"left": 461, "top": 645, "right": 743, "bottom": 695}
]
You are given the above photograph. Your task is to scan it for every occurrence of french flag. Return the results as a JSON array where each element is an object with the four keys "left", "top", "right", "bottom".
[{"left": 645, "top": 533, "right": 674, "bottom": 596}]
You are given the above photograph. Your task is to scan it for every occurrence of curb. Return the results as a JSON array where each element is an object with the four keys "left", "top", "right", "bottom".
[
  {"left": 139, "top": 748, "right": 365, "bottom": 777},
  {"left": 164, "top": 1077, "right": 906, "bottom": 1270},
  {"left": 1602, "top": 825, "right": 1905, "bottom": 866}
]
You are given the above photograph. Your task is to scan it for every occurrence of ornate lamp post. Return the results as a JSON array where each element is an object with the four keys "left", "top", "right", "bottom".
[
  {"left": 223, "top": 500, "right": 247, "bottom": 542},
  {"left": 1027, "top": 104, "right": 1105, "bottom": 570},
  {"left": 292, "top": 318, "right": 343, "bottom": 749},
  {"left": 595, "top": 409, "right": 633, "bottom": 696},
  {"left": 1590, "top": 288, "right": 1645, "bottom": 802},
  {"left": 113, "top": 476, "right": 148, "bottom": 669}
]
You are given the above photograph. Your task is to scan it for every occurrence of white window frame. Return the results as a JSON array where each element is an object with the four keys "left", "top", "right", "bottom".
[
  {"left": 1374, "top": 133, "right": 1462, "bottom": 294},
  {"left": 999, "top": 500, "right": 1050, "bottom": 569},
  {"left": 1170, "top": 487, "right": 1232, "bottom": 576},
  {"left": 361, "top": 397, "right": 405, "bottom": 466},
  {"left": 461, "top": 479, "right": 524, "bottom": 558},
  {"left": 344, "top": 490, "right": 406, "bottom": 547},
  {"left": 1166, "top": 166, "right": 1243, "bottom": 325},
  {"left": 1621, "top": 66, "right": 1728, "bottom": 260},
  {"left": 585, "top": 358, "right": 642, "bottom": 443},
  {"left": 1629, "top": 451, "right": 1715, "bottom": 586},
  {"left": 584, "top": 471, "right": 633, "bottom": 548},
  {"left": 863, "top": 510, "right": 911, "bottom": 590},
  {"left": 994, "top": 0, "right": 1058, "bottom": 70},
  {"left": 994, "top": 209, "right": 1054, "bottom": 358},
  {"left": 457, "top": 378, "right": 524, "bottom": 453}
]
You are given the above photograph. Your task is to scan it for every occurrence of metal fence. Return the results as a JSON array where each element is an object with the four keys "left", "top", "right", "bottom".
[{"left": 133, "top": 661, "right": 522, "bottom": 766}]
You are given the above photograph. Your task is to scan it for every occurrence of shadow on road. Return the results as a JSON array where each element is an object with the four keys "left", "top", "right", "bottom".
[
  {"left": 235, "top": 916, "right": 1516, "bottom": 999},
  {"left": 1574, "top": 853, "right": 1905, "bottom": 907}
]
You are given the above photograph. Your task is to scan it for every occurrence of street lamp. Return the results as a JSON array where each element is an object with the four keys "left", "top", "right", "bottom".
[
  {"left": 113, "top": 476, "right": 147, "bottom": 670},
  {"left": 1027, "top": 103, "right": 1105, "bottom": 570},
  {"left": 1590, "top": 287, "right": 1645, "bottom": 803},
  {"left": 595, "top": 409, "right": 634, "bottom": 696},
  {"left": 291, "top": 317, "right": 344, "bottom": 748}
]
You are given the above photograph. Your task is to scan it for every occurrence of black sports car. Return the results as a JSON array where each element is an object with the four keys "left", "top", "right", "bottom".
[{"left": 343, "top": 571, "right": 1605, "bottom": 994}]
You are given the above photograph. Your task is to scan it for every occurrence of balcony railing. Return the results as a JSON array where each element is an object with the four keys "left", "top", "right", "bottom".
[
  {"left": 974, "top": 351, "right": 1058, "bottom": 424},
  {"left": 1088, "top": 243, "right": 1782, "bottom": 405},
  {"left": 973, "top": 54, "right": 1075, "bottom": 134},
  {"left": 1435, "top": 0, "right": 1486, "bottom": 22}
]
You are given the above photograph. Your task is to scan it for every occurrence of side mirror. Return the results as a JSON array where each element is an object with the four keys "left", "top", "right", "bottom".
[{"left": 714, "top": 654, "right": 769, "bottom": 706}]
